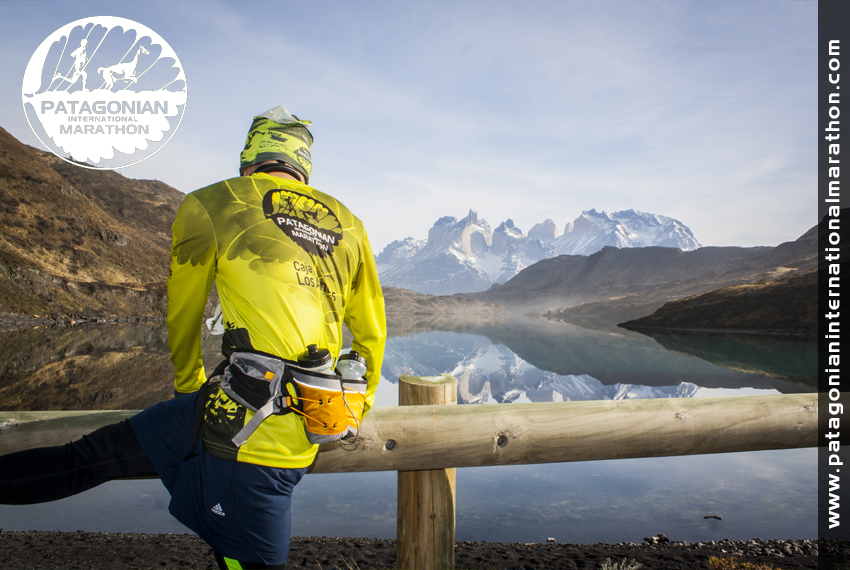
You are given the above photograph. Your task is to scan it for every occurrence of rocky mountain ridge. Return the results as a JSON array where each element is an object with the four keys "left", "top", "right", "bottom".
[
  {"left": 553, "top": 208, "right": 701, "bottom": 255},
  {"left": 378, "top": 208, "right": 701, "bottom": 295}
]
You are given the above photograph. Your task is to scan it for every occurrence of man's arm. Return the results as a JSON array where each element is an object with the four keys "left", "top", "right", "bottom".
[
  {"left": 343, "top": 233, "right": 386, "bottom": 417},
  {"left": 167, "top": 193, "right": 217, "bottom": 395}
]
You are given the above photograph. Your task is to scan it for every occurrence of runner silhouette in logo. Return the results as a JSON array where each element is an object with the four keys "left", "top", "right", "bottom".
[
  {"left": 53, "top": 38, "right": 89, "bottom": 91},
  {"left": 98, "top": 45, "right": 150, "bottom": 89}
]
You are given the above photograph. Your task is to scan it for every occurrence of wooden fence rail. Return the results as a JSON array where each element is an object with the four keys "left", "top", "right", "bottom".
[
  {"left": 0, "top": 383, "right": 819, "bottom": 570},
  {"left": 0, "top": 392, "right": 819, "bottom": 470}
]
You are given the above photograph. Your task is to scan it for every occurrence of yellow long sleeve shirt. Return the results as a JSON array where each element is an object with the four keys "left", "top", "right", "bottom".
[{"left": 167, "top": 173, "right": 386, "bottom": 468}]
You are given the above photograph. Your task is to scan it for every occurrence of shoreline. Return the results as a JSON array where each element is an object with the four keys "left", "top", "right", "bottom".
[
  {"left": 0, "top": 313, "right": 165, "bottom": 332},
  {"left": 0, "top": 531, "right": 829, "bottom": 570},
  {"left": 617, "top": 323, "right": 816, "bottom": 340}
]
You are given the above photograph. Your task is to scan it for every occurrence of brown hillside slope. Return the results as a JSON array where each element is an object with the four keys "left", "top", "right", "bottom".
[
  {"left": 0, "top": 126, "right": 184, "bottom": 317},
  {"left": 479, "top": 220, "right": 816, "bottom": 320},
  {"left": 619, "top": 269, "right": 816, "bottom": 337}
]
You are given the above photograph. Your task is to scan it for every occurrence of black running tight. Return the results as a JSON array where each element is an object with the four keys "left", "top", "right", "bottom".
[{"left": 0, "top": 418, "right": 156, "bottom": 505}]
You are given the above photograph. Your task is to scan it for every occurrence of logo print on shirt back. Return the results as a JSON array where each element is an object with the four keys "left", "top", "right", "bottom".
[{"left": 262, "top": 189, "right": 342, "bottom": 258}]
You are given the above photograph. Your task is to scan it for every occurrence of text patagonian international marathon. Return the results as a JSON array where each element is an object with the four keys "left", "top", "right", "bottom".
[{"left": 40, "top": 100, "right": 170, "bottom": 135}]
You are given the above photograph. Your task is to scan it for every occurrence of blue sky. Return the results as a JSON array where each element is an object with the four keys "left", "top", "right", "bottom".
[{"left": 1, "top": 0, "right": 817, "bottom": 253}]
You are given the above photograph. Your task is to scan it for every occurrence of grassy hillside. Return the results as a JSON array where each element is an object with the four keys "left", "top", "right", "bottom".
[{"left": 0, "top": 126, "right": 183, "bottom": 318}]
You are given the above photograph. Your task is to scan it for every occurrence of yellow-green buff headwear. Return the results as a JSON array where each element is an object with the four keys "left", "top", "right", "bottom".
[{"left": 240, "top": 106, "right": 314, "bottom": 182}]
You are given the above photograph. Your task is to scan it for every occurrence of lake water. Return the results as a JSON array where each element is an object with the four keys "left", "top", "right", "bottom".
[{"left": 0, "top": 318, "right": 817, "bottom": 543}]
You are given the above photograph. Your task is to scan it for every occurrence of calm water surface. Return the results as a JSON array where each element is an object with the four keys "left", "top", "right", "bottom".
[{"left": 0, "top": 318, "right": 817, "bottom": 543}]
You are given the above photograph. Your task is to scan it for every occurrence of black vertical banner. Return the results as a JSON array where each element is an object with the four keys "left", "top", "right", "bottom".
[{"left": 820, "top": 1, "right": 850, "bottom": 567}]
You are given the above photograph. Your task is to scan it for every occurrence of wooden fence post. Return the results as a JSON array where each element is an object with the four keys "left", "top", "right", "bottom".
[{"left": 397, "top": 374, "right": 458, "bottom": 570}]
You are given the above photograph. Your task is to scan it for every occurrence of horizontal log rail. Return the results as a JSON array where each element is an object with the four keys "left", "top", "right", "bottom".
[{"left": 0, "top": 394, "right": 819, "bottom": 471}]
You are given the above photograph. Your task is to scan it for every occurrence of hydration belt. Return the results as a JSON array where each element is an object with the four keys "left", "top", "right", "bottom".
[{"left": 216, "top": 351, "right": 367, "bottom": 447}]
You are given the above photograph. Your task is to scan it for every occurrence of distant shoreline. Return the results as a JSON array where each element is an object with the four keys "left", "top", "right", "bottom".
[
  {"left": 0, "top": 312, "right": 165, "bottom": 332},
  {"left": 618, "top": 323, "right": 817, "bottom": 340}
]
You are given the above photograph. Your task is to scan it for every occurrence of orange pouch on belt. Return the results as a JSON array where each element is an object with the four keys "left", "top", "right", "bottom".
[{"left": 287, "top": 367, "right": 348, "bottom": 444}]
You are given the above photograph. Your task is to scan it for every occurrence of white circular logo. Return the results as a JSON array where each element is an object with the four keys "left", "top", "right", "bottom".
[{"left": 22, "top": 16, "right": 187, "bottom": 170}]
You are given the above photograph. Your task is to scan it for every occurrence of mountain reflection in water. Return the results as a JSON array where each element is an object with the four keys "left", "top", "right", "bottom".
[
  {"left": 0, "top": 323, "right": 173, "bottom": 411},
  {"left": 0, "top": 316, "right": 815, "bottom": 411},
  {"left": 0, "top": 323, "right": 225, "bottom": 411},
  {"left": 382, "top": 317, "right": 816, "bottom": 404}
]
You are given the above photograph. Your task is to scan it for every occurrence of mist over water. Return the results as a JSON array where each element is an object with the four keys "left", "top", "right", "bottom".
[{"left": 0, "top": 319, "right": 817, "bottom": 542}]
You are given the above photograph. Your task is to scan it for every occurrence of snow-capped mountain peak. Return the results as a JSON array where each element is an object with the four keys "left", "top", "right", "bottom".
[
  {"left": 375, "top": 237, "right": 426, "bottom": 273},
  {"left": 528, "top": 219, "right": 560, "bottom": 242},
  {"left": 377, "top": 208, "right": 700, "bottom": 295},
  {"left": 553, "top": 209, "right": 701, "bottom": 256}
]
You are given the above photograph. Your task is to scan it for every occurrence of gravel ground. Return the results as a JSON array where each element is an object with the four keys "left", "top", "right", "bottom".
[{"left": 0, "top": 531, "right": 838, "bottom": 570}]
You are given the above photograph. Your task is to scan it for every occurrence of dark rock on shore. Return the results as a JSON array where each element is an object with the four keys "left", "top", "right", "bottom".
[{"left": 0, "top": 531, "right": 830, "bottom": 570}]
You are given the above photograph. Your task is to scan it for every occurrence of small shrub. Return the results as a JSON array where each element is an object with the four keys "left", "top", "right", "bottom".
[
  {"left": 601, "top": 558, "right": 643, "bottom": 570},
  {"left": 708, "top": 557, "right": 778, "bottom": 570}
]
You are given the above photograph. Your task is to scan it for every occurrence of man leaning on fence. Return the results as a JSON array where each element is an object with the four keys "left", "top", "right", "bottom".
[{"left": 0, "top": 106, "right": 387, "bottom": 570}]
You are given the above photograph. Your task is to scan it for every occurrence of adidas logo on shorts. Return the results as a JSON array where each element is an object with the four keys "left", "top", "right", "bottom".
[{"left": 211, "top": 503, "right": 226, "bottom": 517}]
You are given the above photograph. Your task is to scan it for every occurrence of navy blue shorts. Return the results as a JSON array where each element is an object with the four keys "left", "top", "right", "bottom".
[{"left": 130, "top": 393, "right": 307, "bottom": 566}]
